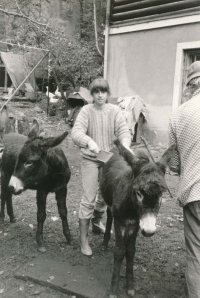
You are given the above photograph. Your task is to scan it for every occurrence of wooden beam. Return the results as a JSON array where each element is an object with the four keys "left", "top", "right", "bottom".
[
  {"left": 112, "top": 0, "right": 200, "bottom": 22},
  {"left": 114, "top": 0, "right": 141, "bottom": 6},
  {"left": 114, "top": 0, "right": 186, "bottom": 13}
]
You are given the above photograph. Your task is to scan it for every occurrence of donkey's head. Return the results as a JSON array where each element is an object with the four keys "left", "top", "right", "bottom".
[
  {"left": 9, "top": 120, "right": 68, "bottom": 194},
  {"left": 114, "top": 139, "right": 175, "bottom": 237},
  {"left": 0, "top": 105, "right": 30, "bottom": 162},
  {"left": 0, "top": 105, "right": 11, "bottom": 161}
]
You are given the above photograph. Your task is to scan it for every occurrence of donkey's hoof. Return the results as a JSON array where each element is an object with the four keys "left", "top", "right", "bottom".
[
  {"left": 0, "top": 217, "right": 4, "bottom": 225},
  {"left": 101, "top": 243, "right": 108, "bottom": 251},
  {"left": 102, "top": 240, "right": 109, "bottom": 248},
  {"left": 66, "top": 236, "right": 72, "bottom": 245},
  {"left": 10, "top": 216, "right": 16, "bottom": 223},
  {"left": 127, "top": 289, "right": 135, "bottom": 297},
  {"left": 37, "top": 246, "right": 47, "bottom": 253}
]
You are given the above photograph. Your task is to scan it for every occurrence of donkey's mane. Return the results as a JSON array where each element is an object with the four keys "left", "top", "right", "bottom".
[
  {"left": 135, "top": 149, "right": 150, "bottom": 163},
  {"left": 22, "top": 137, "right": 45, "bottom": 150}
]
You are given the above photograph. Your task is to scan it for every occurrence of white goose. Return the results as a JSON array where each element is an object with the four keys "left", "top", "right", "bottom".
[
  {"left": 46, "top": 86, "right": 59, "bottom": 103},
  {"left": 55, "top": 86, "right": 61, "bottom": 98}
]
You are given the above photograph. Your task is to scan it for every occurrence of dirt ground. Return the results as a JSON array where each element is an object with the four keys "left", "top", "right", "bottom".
[{"left": 0, "top": 99, "right": 186, "bottom": 298}]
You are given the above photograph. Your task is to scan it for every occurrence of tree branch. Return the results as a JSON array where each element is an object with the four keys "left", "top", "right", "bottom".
[
  {"left": 0, "top": 5, "right": 49, "bottom": 28},
  {"left": 14, "top": 0, "right": 21, "bottom": 12},
  {"left": 0, "top": 41, "right": 49, "bottom": 52}
]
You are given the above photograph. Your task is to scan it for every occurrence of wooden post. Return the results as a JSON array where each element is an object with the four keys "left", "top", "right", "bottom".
[{"left": 46, "top": 52, "right": 51, "bottom": 116}]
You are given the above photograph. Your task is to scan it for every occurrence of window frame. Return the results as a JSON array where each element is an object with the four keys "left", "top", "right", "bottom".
[{"left": 172, "top": 41, "right": 200, "bottom": 111}]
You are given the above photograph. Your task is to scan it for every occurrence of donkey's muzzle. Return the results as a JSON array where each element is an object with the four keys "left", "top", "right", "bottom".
[
  {"left": 9, "top": 176, "right": 24, "bottom": 195},
  {"left": 139, "top": 214, "right": 157, "bottom": 237},
  {"left": 141, "top": 229, "right": 156, "bottom": 237}
]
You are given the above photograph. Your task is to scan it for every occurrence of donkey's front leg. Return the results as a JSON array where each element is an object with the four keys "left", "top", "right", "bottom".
[
  {"left": 56, "top": 186, "right": 71, "bottom": 244},
  {"left": 102, "top": 207, "right": 113, "bottom": 247},
  {"left": 0, "top": 172, "right": 15, "bottom": 224},
  {"left": 109, "top": 219, "right": 125, "bottom": 298},
  {"left": 0, "top": 188, "right": 6, "bottom": 224},
  {"left": 125, "top": 223, "right": 139, "bottom": 297},
  {"left": 36, "top": 188, "right": 48, "bottom": 253}
]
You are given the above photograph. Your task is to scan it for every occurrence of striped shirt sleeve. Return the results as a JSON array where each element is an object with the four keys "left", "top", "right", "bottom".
[
  {"left": 168, "top": 118, "right": 180, "bottom": 172},
  {"left": 114, "top": 108, "right": 132, "bottom": 145}
]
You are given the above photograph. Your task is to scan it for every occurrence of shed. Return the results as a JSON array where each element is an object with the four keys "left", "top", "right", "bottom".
[
  {"left": 66, "top": 87, "right": 93, "bottom": 127},
  {"left": 105, "top": 0, "right": 200, "bottom": 145},
  {"left": 0, "top": 52, "right": 36, "bottom": 93},
  {"left": 67, "top": 87, "right": 93, "bottom": 109}
]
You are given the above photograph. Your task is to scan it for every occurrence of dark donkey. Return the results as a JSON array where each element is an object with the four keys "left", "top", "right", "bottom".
[
  {"left": 99, "top": 140, "right": 174, "bottom": 298},
  {"left": 0, "top": 115, "right": 71, "bottom": 252}
]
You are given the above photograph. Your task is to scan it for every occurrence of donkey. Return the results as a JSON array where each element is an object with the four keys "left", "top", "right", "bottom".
[
  {"left": 0, "top": 105, "right": 29, "bottom": 158},
  {"left": 99, "top": 139, "right": 175, "bottom": 298},
  {"left": 0, "top": 107, "right": 71, "bottom": 252}
]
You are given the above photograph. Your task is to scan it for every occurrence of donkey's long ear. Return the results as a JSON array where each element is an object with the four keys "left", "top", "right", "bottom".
[
  {"left": 40, "top": 131, "right": 68, "bottom": 151},
  {"left": 0, "top": 105, "right": 9, "bottom": 131},
  {"left": 156, "top": 144, "right": 176, "bottom": 173},
  {"left": 114, "top": 139, "right": 137, "bottom": 168},
  {"left": 28, "top": 119, "right": 40, "bottom": 139}
]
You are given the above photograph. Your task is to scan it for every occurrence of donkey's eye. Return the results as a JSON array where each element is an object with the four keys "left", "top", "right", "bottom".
[
  {"left": 0, "top": 148, "right": 4, "bottom": 153},
  {"left": 136, "top": 191, "right": 143, "bottom": 202},
  {"left": 136, "top": 191, "right": 142, "bottom": 197},
  {"left": 24, "top": 161, "right": 33, "bottom": 168}
]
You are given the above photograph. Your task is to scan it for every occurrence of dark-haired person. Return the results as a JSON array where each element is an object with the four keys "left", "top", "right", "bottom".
[
  {"left": 169, "top": 61, "right": 200, "bottom": 298},
  {"left": 71, "top": 77, "right": 132, "bottom": 256}
]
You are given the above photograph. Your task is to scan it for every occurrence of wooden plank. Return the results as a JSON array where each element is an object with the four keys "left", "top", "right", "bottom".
[
  {"left": 114, "top": 0, "right": 186, "bottom": 13},
  {"left": 114, "top": 0, "right": 141, "bottom": 6},
  {"left": 110, "top": 7, "right": 200, "bottom": 27},
  {"left": 111, "top": 0, "right": 200, "bottom": 22}
]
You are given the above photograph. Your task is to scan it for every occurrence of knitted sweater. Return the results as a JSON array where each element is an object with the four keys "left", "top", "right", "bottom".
[
  {"left": 169, "top": 93, "right": 200, "bottom": 206},
  {"left": 71, "top": 103, "right": 131, "bottom": 160}
]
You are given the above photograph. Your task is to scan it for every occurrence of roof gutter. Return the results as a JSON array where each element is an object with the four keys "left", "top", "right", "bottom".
[{"left": 103, "top": 0, "right": 111, "bottom": 80}]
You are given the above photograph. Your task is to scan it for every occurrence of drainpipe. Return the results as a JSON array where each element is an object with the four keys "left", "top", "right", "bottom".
[{"left": 103, "top": 0, "right": 110, "bottom": 80}]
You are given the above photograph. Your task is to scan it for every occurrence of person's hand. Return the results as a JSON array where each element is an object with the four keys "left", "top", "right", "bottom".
[
  {"left": 121, "top": 139, "right": 134, "bottom": 155},
  {"left": 88, "top": 139, "right": 100, "bottom": 154}
]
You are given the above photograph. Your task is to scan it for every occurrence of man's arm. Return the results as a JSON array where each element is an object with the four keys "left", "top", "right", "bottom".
[{"left": 168, "top": 119, "right": 180, "bottom": 175}]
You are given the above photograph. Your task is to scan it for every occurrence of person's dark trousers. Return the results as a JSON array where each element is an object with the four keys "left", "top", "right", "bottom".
[{"left": 184, "top": 201, "right": 200, "bottom": 298}]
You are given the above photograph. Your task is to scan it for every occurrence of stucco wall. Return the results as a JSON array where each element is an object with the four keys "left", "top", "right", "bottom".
[{"left": 107, "top": 22, "right": 200, "bottom": 145}]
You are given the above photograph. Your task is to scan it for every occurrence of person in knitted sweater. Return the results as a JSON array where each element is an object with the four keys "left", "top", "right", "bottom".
[{"left": 71, "top": 77, "right": 132, "bottom": 256}]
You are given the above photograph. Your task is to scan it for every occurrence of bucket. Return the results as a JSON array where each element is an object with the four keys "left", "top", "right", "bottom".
[{"left": 66, "top": 137, "right": 74, "bottom": 149}]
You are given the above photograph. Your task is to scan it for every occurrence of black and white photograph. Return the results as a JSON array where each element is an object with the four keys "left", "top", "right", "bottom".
[{"left": 0, "top": 1, "right": 199, "bottom": 297}]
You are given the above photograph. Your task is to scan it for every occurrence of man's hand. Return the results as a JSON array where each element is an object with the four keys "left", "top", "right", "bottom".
[
  {"left": 169, "top": 165, "right": 180, "bottom": 175},
  {"left": 88, "top": 139, "right": 100, "bottom": 154}
]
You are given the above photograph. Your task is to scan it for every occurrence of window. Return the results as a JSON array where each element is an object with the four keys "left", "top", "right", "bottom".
[
  {"left": 182, "top": 50, "right": 200, "bottom": 103},
  {"left": 172, "top": 41, "right": 200, "bottom": 111}
]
